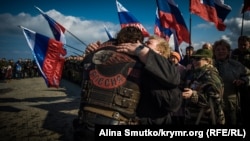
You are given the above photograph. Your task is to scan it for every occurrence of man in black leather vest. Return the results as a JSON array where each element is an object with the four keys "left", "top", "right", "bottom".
[
  {"left": 73, "top": 26, "right": 145, "bottom": 141},
  {"left": 73, "top": 26, "right": 182, "bottom": 141}
]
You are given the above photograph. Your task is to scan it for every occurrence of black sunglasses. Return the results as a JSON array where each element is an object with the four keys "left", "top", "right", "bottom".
[{"left": 192, "top": 57, "right": 204, "bottom": 61}]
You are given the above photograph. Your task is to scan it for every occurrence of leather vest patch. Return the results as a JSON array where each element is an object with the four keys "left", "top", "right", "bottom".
[
  {"left": 80, "top": 44, "right": 143, "bottom": 119},
  {"left": 89, "top": 69, "right": 126, "bottom": 89}
]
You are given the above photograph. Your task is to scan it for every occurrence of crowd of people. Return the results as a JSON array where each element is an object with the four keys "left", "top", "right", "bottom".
[
  {"left": 0, "top": 58, "right": 41, "bottom": 83},
  {"left": 0, "top": 55, "right": 85, "bottom": 85},
  {"left": 71, "top": 26, "right": 250, "bottom": 140},
  {"left": 170, "top": 37, "right": 250, "bottom": 126},
  {"left": 1, "top": 26, "right": 249, "bottom": 140}
]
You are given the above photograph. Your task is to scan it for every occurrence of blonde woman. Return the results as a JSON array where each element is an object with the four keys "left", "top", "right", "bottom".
[{"left": 116, "top": 35, "right": 182, "bottom": 125}]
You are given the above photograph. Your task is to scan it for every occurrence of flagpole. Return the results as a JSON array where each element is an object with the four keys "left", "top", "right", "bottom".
[
  {"left": 241, "top": 12, "right": 245, "bottom": 36},
  {"left": 67, "top": 50, "right": 82, "bottom": 56},
  {"left": 65, "top": 30, "right": 88, "bottom": 47},
  {"left": 189, "top": 13, "right": 192, "bottom": 46},
  {"left": 34, "top": 6, "right": 88, "bottom": 47},
  {"left": 189, "top": 0, "right": 192, "bottom": 46},
  {"left": 64, "top": 44, "right": 84, "bottom": 54}
]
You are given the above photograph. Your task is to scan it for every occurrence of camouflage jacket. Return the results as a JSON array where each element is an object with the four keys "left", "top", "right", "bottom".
[{"left": 186, "top": 64, "right": 225, "bottom": 125}]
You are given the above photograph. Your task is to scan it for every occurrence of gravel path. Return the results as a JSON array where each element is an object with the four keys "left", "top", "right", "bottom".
[{"left": 0, "top": 77, "right": 81, "bottom": 141}]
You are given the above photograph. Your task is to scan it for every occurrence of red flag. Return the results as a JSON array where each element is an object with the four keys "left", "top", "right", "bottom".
[
  {"left": 156, "top": 0, "right": 190, "bottom": 44},
  {"left": 242, "top": 0, "right": 250, "bottom": 13},
  {"left": 20, "top": 26, "right": 66, "bottom": 88},
  {"left": 190, "top": 0, "right": 231, "bottom": 31}
]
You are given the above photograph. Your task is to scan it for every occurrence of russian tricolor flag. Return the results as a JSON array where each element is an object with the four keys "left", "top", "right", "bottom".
[
  {"left": 190, "top": 0, "right": 231, "bottom": 31},
  {"left": 154, "top": 8, "right": 173, "bottom": 41},
  {"left": 116, "top": 0, "right": 150, "bottom": 37},
  {"left": 20, "top": 26, "right": 66, "bottom": 88},
  {"left": 156, "top": 0, "right": 190, "bottom": 45},
  {"left": 35, "top": 6, "right": 66, "bottom": 44}
]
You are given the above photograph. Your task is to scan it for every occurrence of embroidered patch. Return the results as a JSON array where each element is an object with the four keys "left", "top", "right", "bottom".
[
  {"left": 93, "top": 50, "right": 135, "bottom": 65},
  {"left": 89, "top": 69, "right": 126, "bottom": 89}
]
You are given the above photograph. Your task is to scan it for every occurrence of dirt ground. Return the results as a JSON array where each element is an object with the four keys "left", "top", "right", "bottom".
[{"left": 0, "top": 77, "right": 81, "bottom": 141}]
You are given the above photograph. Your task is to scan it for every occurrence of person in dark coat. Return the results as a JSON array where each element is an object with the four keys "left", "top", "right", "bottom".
[
  {"left": 213, "top": 39, "right": 250, "bottom": 125},
  {"left": 180, "top": 45, "right": 194, "bottom": 67},
  {"left": 231, "top": 35, "right": 250, "bottom": 126},
  {"left": 85, "top": 34, "right": 182, "bottom": 125},
  {"left": 116, "top": 35, "right": 182, "bottom": 125},
  {"left": 73, "top": 26, "right": 145, "bottom": 141}
]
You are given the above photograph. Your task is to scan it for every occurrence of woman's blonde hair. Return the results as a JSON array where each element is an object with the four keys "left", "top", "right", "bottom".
[{"left": 147, "top": 35, "right": 171, "bottom": 58}]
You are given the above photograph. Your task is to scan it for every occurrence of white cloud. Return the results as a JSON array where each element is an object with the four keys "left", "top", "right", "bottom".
[
  {"left": 224, "top": 15, "right": 250, "bottom": 49},
  {"left": 1, "top": 9, "right": 250, "bottom": 60},
  {"left": 195, "top": 23, "right": 213, "bottom": 29},
  {"left": 0, "top": 10, "right": 121, "bottom": 59}
]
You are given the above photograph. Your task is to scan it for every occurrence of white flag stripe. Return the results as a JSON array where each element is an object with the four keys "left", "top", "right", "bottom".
[
  {"left": 20, "top": 26, "right": 36, "bottom": 50},
  {"left": 214, "top": 0, "right": 232, "bottom": 10},
  {"left": 116, "top": 0, "right": 128, "bottom": 12}
]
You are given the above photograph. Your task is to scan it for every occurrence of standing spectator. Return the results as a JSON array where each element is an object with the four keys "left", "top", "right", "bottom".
[
  {"left": 169, "top": 51, "right": 187, "bottom": 125},
  {"left": 180, "top": 46, "right": 195, "bottom": 85},
  {"left": 169, "top": 51, "right": 186, "bottom": 83},
  {"left": 32, "top": 59, "right": 40, "bottom": 77},
  {"left": 213, "top": 39, "right": 250, "bottom": 125},
  {"left": 14, "top": 59, "right": 23, "bottom": 79},
  {"left": 179, "top": 45, "right": 195, "bottom": 67},
  {"left": 182, "top": 49, "right": 225, "bottom": 125},
  {"left": 8, "top": 59, "right": 14, "bottom": 78},
  {"left": 231, "top": 35, "right": 250, "bottom": 68},
  {"left": 5, "top": 65, "right": 12, "bottom": 83},
  {"left": 20, "top": 59, "right": 25, "bottom": 78},
  {"left": 202, "top": 42, "right": 213, "bottom": 50},
  {"left": 24, "top": 59, "right": 33, "bottom": 78},
  {"left": 231, "top": 35, "right": 250, "bottom": 126},
  {"left": 0, "top": 58, "right": 7, "bottom": 80}
]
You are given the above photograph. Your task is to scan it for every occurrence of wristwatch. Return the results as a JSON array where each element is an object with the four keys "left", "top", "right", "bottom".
[{"left": 135, "top": 45, "right": 145, "bottom": 56}]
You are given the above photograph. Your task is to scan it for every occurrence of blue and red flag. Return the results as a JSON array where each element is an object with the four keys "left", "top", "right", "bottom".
[
  {"left": 242, "top": 0, "right": 250, "bottom": 13},
  {"left": 156, "top": 0, "right": 190, "bottom": 45},
  {"left": 154, "top": 8, "right": 173, "bottom": 41},
  {"left": 190, "top": 0, "right": 231, "bottom": 31},
  {"left": 116, "top": 0, "right": 150, "bottom": 37},
  {"left": 20, "top": 26, "right": 66, "bottom": 88},
  {"left": 35, "top": 6, "right": 66, "bottom": 44}
]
